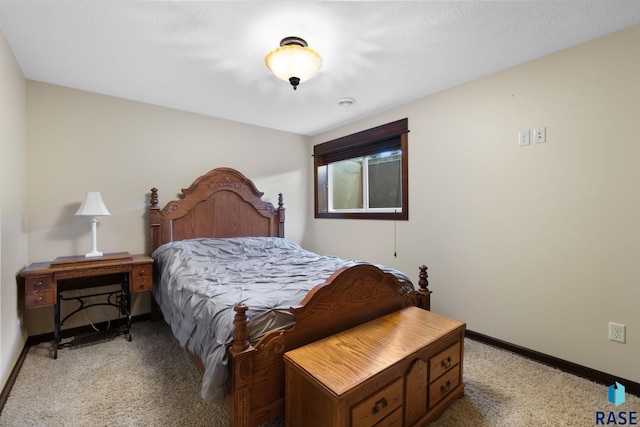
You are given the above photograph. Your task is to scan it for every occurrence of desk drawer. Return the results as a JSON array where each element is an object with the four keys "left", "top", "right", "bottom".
[
  {"left": 428, "top": 365, "right": 460, "bottom": 408},
  {"left": 131, "top": 264, "right": 152, "bottom": 292},
  {"left": 25, "top": 291, "right": 54, "bottom": 308},
  {"left": 25, "top": 276, "right": 54, "bottom": 308},
  {"left": 352, "top": 378, "right": 403, "bottom": 427},
  {"left": 25, "top": 276, "right": 53, "bottom": 293}
]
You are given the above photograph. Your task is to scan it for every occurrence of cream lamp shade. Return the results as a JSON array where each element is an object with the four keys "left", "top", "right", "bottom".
[
  {"left": 75, "top": 192, "right": 111, "bottom": 257},
  {"left": 265, "top": 36, "right": 322, "bottom": 90}
]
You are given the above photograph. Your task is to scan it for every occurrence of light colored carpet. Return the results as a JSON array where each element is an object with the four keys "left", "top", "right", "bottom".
[{"left": 1, "top": 321, "right": 637, "bottom": 426}]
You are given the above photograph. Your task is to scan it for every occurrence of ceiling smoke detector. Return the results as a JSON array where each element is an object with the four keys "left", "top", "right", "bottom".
[{"left": 337, "top": 97, "right": 356, "bottom": 107}]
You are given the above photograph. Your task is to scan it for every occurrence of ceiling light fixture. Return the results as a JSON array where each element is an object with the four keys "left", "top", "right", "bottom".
[{"left": 265, "top": 36, "right": 322, "bottom": 90}]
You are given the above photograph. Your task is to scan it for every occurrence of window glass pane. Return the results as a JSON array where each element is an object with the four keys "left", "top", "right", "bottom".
[
  {"left": 368, "top": 150, "right": 401, "bottom": 209},
  {"left": 330, "top": 158, "right": 363, "bottom": 209}
]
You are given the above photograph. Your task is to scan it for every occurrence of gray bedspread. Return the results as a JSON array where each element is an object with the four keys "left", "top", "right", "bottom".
[{"left": 151, "top": 237, "right": 413, "bottom": 402}]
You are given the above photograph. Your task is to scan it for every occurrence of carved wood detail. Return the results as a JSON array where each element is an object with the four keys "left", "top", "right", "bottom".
[{"left": 255, "top": 332, "right": 287, "bottom": 359}]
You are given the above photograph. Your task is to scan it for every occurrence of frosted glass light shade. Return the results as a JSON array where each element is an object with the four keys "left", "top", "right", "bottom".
[
  {"left": 265, "top": 37, "right": 322, "bottom": 89},
  {"left": 75, "top": 192, "right": 111, "bottom": 217}
]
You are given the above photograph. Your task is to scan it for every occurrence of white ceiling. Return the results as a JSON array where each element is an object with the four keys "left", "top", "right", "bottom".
[{"left": 1, "top": 1, "right": 640, "bottom": 136}]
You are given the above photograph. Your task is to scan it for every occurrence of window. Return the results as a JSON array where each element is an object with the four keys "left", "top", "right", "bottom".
[{"left": 314, "top": 118, "right": 408, "bottom": 220}]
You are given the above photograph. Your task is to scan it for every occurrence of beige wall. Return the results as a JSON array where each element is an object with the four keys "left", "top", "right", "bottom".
[
  {"left": 0, "top": 29, "right": 27, "bottom": 390},
  {"left": 305, "top": 24, "right": 640, "bottom": 383},
  {"left": 25, "top": 82, "right": 310, "bottom": 334}
]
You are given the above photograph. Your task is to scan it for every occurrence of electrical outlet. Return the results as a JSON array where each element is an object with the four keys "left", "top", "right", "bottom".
[
  {"left": 533, "top": 127, "right": 546, "bottom": 143},
  {"left": 609, "top": 322, "right": 626, "bottom": 343}
]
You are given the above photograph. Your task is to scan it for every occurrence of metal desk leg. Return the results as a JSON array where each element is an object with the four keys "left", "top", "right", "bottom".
[
  {"left": 123, "top": 275, "right": 132, "bottom": 341},
  {"left": 53, "top": 288, "right": 61, "bottom": 359}
]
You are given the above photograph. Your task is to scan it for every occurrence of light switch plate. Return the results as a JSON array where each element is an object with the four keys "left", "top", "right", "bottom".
[{"left": 518, "top": 130, "right": 530, "bottom": 146}]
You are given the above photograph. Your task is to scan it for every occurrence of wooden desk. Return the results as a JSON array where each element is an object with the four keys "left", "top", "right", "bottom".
[
  {"left": 19, "top": 253, "right": 153, "bottom": 358},
  {"left": 284, "top": 306, "right": 465, "bottom": 427}
]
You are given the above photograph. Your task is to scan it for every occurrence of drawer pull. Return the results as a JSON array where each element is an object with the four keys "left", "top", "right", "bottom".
[
  {"left": 441, "top": 356, "right": 452, "bottom": 369},
  {"left": 440, "top": 380, "right": 452, "bottom": 394},
  {"left": 371, "top": 397, "right": 388, "bottom": 415}
]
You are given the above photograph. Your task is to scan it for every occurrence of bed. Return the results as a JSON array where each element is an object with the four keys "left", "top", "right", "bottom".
[{"left": 148, "top": 167, "right": 432, "bottom": 427}]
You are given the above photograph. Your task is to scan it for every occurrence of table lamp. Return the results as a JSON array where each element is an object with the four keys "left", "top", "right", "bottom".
[{"left": 75, "top": 191, "right": 111, "bottom": 257}]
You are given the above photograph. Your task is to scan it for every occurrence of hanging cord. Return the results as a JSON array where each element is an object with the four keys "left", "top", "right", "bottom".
[
  {"left": 79, "top": 290, "right": 101, "bottom": 332},
  {"left": 394, "top": 210, "right": 398, "bottom": 258},
  {"left": 82, "top": 292, "right": 111, "bottom": 332}
]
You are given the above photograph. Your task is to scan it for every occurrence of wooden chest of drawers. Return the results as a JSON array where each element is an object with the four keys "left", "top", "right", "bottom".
[{"left": 284, "top": 306, "right": 465, "bottom": 427}]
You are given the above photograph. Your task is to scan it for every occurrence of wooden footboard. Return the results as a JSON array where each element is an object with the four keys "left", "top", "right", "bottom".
[{"left": 227, "top": 263, "right": 431, "bottom": 427}]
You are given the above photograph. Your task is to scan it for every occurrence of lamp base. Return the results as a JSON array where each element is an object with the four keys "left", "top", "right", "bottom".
[{"left": 84, "top": 250, "right": 104, "bottom": 258}]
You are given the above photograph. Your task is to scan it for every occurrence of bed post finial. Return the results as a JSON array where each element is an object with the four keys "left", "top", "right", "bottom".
[
  {"left": 417, "top": 265, "right": 432, "bottom": 311},
  {"left": 150, "top": 188, "right": 158, "bottom": 209},
  {"left": 419, "top": 265, "right": 428, "bottom": 288},
  {"left": 232, "top": 303, "right": 250, "bottom": 352},
  {"left": 277, "top": 193, "right": 285, "bottom": 238}
]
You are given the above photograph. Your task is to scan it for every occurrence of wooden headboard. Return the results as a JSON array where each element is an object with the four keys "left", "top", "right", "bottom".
[{"left": 149, "top": 167, "right": 285, "bottom": 253}]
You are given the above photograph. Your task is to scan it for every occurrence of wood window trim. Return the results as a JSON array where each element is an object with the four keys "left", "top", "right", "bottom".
[{"left": 314, "top": 118, "right": 409, "bottom": 220}]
